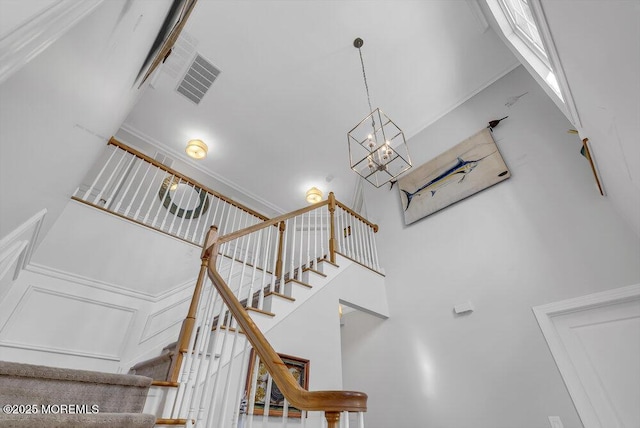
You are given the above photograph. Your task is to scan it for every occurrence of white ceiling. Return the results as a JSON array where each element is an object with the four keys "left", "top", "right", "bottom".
[{"left": 122, "top": 0, "right": 518, "bottom": 214}]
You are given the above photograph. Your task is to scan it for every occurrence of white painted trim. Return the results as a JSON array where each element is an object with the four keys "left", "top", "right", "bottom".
[
  {"left": 0, "top": 0, "right": 104, "bottom": 85},
  {"left": 119, "top": 123, "right": 286, "bottom": 215},
  {"left": 532, "top": 284, "right": 640, "bottom": 428},
  {"left": 0, "top": 209, "right": 47, "bottom": 282},
  {"left": 26, "top": 262, "right": 196, "bottom": 302},
  {"left": 0, "top": 241, "right": 28, "bottom": 284},
  {"left": 482, "top": 0, "right": 580, "bottom": 128},
  {"left": 139, "top": 295, "right": 191, "bottom": 343},
  {"left": 0, "top": 209, "right": 47, "bottom": 252},
  {"left": 0, "top": 286, "right": 137, "bottom": 361},
  {"left": 528, "top": 0, "right": 582, "bottom": 128}
]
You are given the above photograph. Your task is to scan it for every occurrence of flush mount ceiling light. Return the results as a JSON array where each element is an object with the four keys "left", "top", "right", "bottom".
[
  {"left": 306, "top": 187, "right": 323, "bottom": 204},
  {"left": 185, "top": 139, "right": 208, "bottom": 159},
  {"left": 347, "top": 38, "right": 412, "bottom": 188}
]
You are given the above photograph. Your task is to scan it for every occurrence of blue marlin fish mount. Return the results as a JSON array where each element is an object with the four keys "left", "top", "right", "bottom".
[{"left": 398, "top": 128, "right": 510, "bottom": 225}]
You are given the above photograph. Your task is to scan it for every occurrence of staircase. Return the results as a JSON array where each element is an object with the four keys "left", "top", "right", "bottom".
[
  {"left": 1, "top": 143, "right": 385, "bottom": 427},
  {"left": 0, "top": 361, "right": 156, "bottom": 427}
]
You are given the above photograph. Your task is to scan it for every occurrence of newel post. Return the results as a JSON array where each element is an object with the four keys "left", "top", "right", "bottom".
[
  {"left": 328, "top": 192, "right": 337, "bottom": 263},
  {"left": 325, "top": 411, "right": 341, "bottom": 428},
  {"left": 168, "top": 226, "right": 218, "bottom": 382},
  {"left": 275, "top": 221, "right": 286, "bottom": 278}
]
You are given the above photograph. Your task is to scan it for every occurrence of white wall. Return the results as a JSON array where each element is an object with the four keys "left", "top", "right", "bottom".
[
  {"left": 0, "top": 201, "right": 203, "bottom": 373},
  {"left": 540, "top": 0, "right": 640, "bottom": 237},
  {"left": 0, "top": 0, "right": 172, "bottom": 241},
  {"left": 341, "top": 66, "right": 640, "bottom": 428}
]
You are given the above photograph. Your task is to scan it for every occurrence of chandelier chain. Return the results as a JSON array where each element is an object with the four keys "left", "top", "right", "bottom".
[{"left": 357, "top": 47, "right": 374, "bottom": 116}]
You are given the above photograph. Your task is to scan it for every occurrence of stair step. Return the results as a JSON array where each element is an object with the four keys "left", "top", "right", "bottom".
[
  {"left": 0, "top": 412, "right": 157, "bottom": 427},
  {"left": 303, "top": 267, "right": 327, "bottom": 277},
  {"left": 317, "top": 258, "right": 339, "bottom": 269},
  {"left": 0, "top": 361, "right": 151, "bottom": 414},
  {"left": 246, "top": 306, "right": 275, "bottom": 317},
  {"left": 151, "top": 380, "right": 179, "bottom": 387},
  {"left": 155, "top": 418, "right": 194, "bottom": 426},
  {"left": 285, "top": 278, "right": 312, "bottom": 288}
]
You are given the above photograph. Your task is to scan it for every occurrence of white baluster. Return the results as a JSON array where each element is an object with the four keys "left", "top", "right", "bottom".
[
  {"left": 314, "top": 208, "right": 318, "bottom": 267},
  {"left": 281, "top": 219, "right": 290, "bottom": 293},
  {"left": 159, "top": 177, "right": 182, "bottom": 231},
  {"left": 306, "top": 211, "right": 311, "bottom": 270},
  {"left": 167, "top": 180, "right": 190, "bottom": 234},
  {"left": 105, "top": 152, "right": 136, "bottom": 210},
  {"left": 93, "top": 149, "right": 128, "bottom": 205},
  {"left": 151, "top": 174, "right": 176, "bottom": 227},
  {"left": 194, "top": 192, "right": 217, "bottom": 244},
  {"left": 113, "top": 156, "right": 143, "bottom": 213},
  {"left": 290, "top": 216, "right": 297, "bottom": 280},
  {"left": 83, "top": 144, "right": 117, "bottom": 200},
  {"left": 139, "top": 166, "right": 162, "bottom": 223},
  {"left": 320, "top": 206, "right": 326, "bottom": 260},
  {"left": 124, "top": 160, "right": 151, "bottom": 217},
  {"left": 174, "top": 184, "right": 197, "bottom": 236},
  {"left": 299, "top": 213, "right": 304, "bottom": 276}
]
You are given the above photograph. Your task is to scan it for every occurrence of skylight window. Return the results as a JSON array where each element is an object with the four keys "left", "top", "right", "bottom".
[
  {"left": 501, "top": 0, "right": 547, "bottom": 61},
  {"left": 488, "top": 0, "right": 568, "bottom": 103}
]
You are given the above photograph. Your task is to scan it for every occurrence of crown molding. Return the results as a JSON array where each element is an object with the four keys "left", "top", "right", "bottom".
[{"left": 0, "top": 0, "right": 104, "bottom": 85}]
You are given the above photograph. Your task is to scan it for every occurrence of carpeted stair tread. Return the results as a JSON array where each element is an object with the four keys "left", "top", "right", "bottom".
[
  {"left": 0, "top": 361, "right": 151, "bottom": 387},
  {"left": 0, "top": 361, "right": 152, "bottom": 414},
  {"left": 128, "top": 349, "right": 174, "bottom": 380},
  {"left": 0, "top": 412, "right": 156, "bottom": 427}
]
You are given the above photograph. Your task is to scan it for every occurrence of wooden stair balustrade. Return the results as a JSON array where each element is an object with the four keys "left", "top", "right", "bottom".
[{"left": 206, "top": 224, "right": 367, "bottom": 428}]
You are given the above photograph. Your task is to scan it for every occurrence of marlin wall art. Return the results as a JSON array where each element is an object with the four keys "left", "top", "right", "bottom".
[{"left": 398, "top": 128, "right": 510, "bottom": 225}]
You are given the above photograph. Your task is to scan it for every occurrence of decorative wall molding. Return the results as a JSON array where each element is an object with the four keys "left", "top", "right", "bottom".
[
  {"left": 26, "top": 262, "right": 196, "bottom": 302},
  {"left": 0, "top": 0, "right": 104, "bottom": 85},
  {"left": 0, "top": 209, "right": 47, "bottom": 285},
  {"left": 139, "top": 295, "right": 191, "bottom": 344},
  {"left": 0, "top": 286, "right": 137, "bottom": 361}
]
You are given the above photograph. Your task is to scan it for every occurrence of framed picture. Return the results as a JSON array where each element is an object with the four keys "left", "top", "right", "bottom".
[
  {"left": 245, "top": 350, "right": 309, "bottom": 418},
  {"left": 398, "top": 128, "right": 510, "bottom": 224}
]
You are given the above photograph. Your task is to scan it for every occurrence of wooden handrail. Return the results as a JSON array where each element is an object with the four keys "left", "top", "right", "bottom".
[
  {"left": 335, "top": 200, "right": 379, "bottom": 232},
  {"left": 107, "top": 137, "right": 269, "bottom": 221},
  {"left": 216, "top": 199, "right": 330, "bottom": 245},
  {"left": 206, "top": 227, "right": 367, "bottom": 423}
]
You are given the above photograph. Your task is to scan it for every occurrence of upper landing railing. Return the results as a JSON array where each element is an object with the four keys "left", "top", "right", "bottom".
[
  {"left": 72, "top": 138, "right": 268, "bottom": 247},
  {"left": 73, "top": 138, "right": 382, "bottom": 274}
]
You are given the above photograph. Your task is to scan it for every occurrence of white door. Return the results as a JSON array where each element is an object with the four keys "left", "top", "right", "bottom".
[{"left": 534, "top": 284, "right": 640, "bottom": 428}]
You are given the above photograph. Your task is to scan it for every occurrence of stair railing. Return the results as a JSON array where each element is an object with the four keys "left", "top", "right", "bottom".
[
  {"left": 171, "top": 194, "right": 379, "bottom": 428},
  {"left": 72, "top": 138, "right": 268, "bottom": 246}
]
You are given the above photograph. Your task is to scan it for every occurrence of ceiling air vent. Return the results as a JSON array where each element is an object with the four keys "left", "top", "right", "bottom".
[{"left": 176, "top": 54, "right": 220, "bottom": 104}]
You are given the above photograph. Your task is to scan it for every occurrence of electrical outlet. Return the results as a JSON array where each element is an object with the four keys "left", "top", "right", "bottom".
[{"left": 548, "top": 416, "right": 563, "bottom": 428}]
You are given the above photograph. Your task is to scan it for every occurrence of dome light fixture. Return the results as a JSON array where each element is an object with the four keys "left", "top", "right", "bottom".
[
  {"left": 305, "top": 187, "right": 323, "bottom": 204},
  {"left": 185, "top": 139, "right": 208, "bottom": 159}
]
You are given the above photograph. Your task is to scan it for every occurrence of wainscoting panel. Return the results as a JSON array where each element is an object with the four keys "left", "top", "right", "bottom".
[
  {"left": 140, "top": 296, "right": 191, "bottom": 344},
  {"left": 0, "top": 286, "right": 136, "bottom": 360}
]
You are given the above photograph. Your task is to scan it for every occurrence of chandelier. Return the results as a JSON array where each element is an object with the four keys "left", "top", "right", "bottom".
[{"left": 347, "top": 38, "right": 411, "bottom": 187}]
